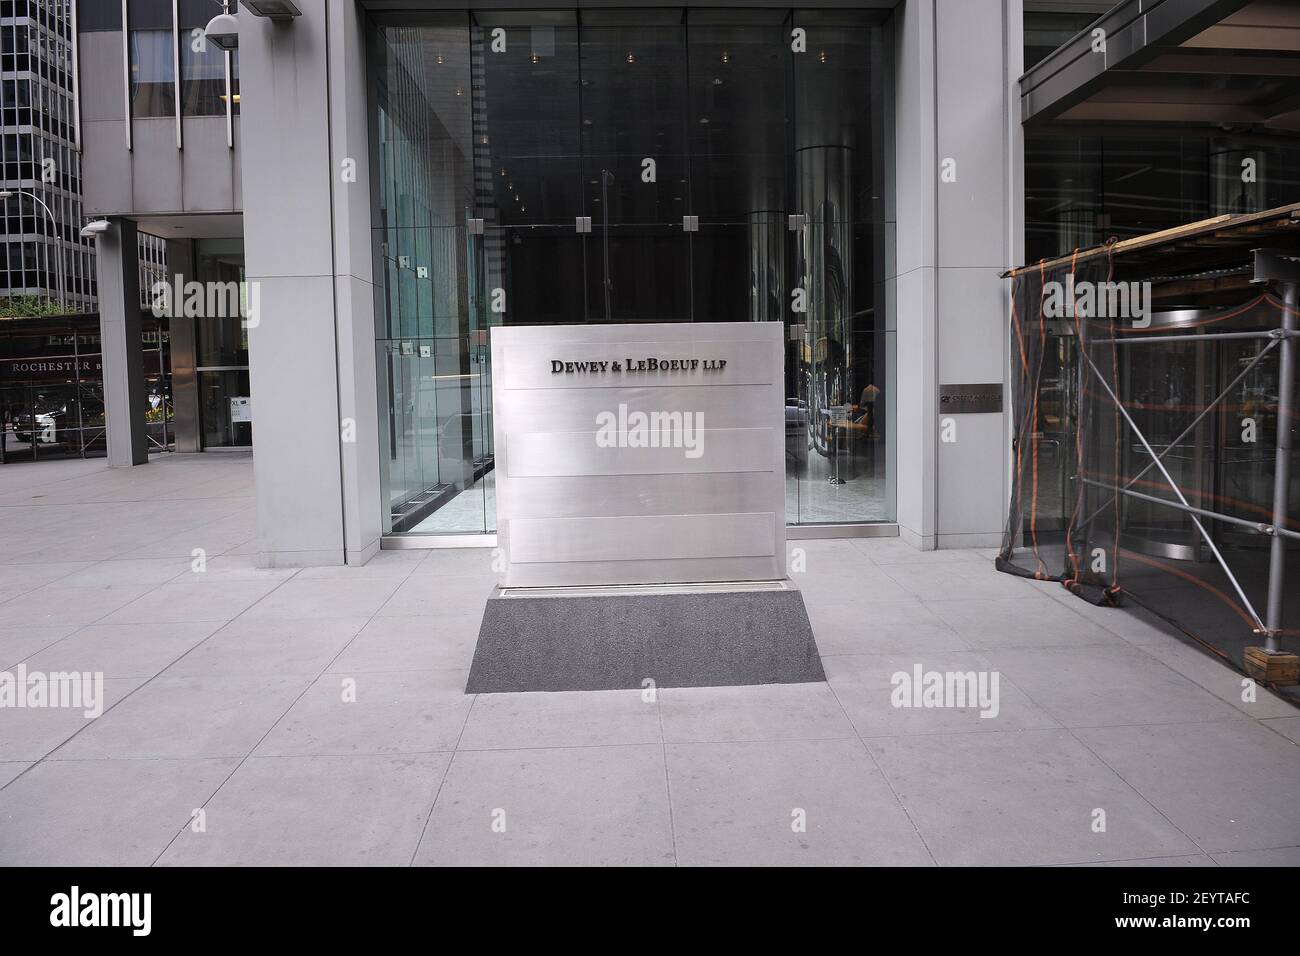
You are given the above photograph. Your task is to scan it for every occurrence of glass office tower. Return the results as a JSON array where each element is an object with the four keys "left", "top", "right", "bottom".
[{"left": 369, "top": 8, "right": 894, "bottom": 536}]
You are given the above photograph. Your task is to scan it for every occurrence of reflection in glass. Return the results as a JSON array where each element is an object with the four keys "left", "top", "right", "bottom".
[
  {"left": 129, "top": 30, "right": 176, "bottom": 118},
  {"left": 193, "top": 240, "right": 250, "bottom": 449},
  {"left": 0, "top": 314, "right": 171, "bottom": 462},
  {"left": 370, "top": 9, "right": 895, "bottom": 534},
  {"left": 180, "top": 35, "right": 226, "bottom": 116}
]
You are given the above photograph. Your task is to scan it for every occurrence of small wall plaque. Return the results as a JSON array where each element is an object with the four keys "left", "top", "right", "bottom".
[{"left": 938, "top": 383, "right": 1003, "bottom": 414}]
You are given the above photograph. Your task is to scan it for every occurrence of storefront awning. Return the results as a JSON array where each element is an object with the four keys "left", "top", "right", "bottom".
[{"left": 1021, "top": 0, "right": 1300, "bottom": 132}]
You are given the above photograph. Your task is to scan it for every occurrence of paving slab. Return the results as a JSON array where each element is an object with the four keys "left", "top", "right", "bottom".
[
  {"left": 255, "top": 670, "right": 473, "bottom": 756},
  {"left": 659, "top": 682, "right": 856, "bottom": 743},
  {"left": 56, "top": 674, "right": 312, "bottom": 759},
  {"left": 157, "top": 754, "right": 449, "bottom": 866},
  {"left": 457, "top": 688, "right": 660, "bottom": 750},
  {"left": 866, "top": 729, "right": 1202, "bottom": 866},
  {"left": 666, "top": 737, "right": 933, "bottom": 866},
  {"left": 0, "top": 757, "right": 238, "bottom": 866},
  {"left": 415, "top": 745, "right": 674, "bottom": 866},
  {"left": 1074, "top": 720, "right": 1300, "bottom": 854}
]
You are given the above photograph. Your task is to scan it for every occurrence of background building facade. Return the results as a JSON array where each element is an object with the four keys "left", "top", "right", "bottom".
[
  {"left": 76, "top": 0, "right": 244, "bottom": 461},
  {"left": 62, "top": 0, "right": 1300, "bottom": 569}
]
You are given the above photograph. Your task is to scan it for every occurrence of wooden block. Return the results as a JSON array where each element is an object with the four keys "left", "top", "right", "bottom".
[{"left": 1243, "top": 647, "right": 1300, "bottom": 685}]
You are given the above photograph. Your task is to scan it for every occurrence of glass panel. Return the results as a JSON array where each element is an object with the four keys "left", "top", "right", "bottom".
[
  {"left": 129, "top": 29, "right": 176, "bottom": 118},
  {"left": 369, "top": 9, "right": 895, "bottom": 533},
  {"left": 197, "top": 368, "right": 251, "bottom": 448},
  {"left": 179, "top": 33, "right": 226, "bottom": 116},
  {"left": 0, "top": 313, "right": 172, "bottom": 462},
  {"left": 373, "top": 16, "right": 487, "bottom": 532},
  {"left": 789, "top": 13, "right": 892, "bottom": 524},
  {"left": 230, "top": 50, "right": 239, "bottom": 115},
  {"left": 687, "top": 10, "right": 790, "bottom": 226},
  {"left": 580, "top": 11, "right": 690, "bottom": 322},
  {"left": 192, "top": 240, "right": 248, "bottom": 449},
  {"left": 194, "top": 241, "right": 247, "bottom": 367},
  {"left": 177, "top": 0, "right": 225, "bottom": 116},
  {"left": 586, "top": 221, "right": 690, "bottom": 323},
  {"left": 379, "top": 333, "right": 489, "bottom": 533},
  {"left": 473, "top": 11, "right": 581, "bottom": 228}
]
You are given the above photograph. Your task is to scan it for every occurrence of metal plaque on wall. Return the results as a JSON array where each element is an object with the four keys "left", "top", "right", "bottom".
[
  {"left": 938, "top": 383, "right": 1003, "bottom": 415},
  {"left": 490, "top": 322, "right": 786, "bottom": 588}
]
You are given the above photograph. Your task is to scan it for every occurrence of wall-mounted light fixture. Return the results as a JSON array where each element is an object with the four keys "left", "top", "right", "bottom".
[
  {"left": 204, "top": 12, "right": 240, "bottom": 51},
  {"left": 240, "top": 0, "right": 302, "bottom": 19}
]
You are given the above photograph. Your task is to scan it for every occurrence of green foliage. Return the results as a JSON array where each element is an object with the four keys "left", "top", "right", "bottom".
[{"left": 0, "top": 295, "right": 68, "bottom": 318}]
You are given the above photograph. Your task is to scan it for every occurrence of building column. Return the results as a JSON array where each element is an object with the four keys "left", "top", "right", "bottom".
[
  {"left": 95, "top": 216, "right": 148, "bottom": 467},
  {"left": 239, "top": 2, "right": 382, "bottom": 567},
  {"left": 892, "top": 0, "right": 1022, "bottom": 549}
]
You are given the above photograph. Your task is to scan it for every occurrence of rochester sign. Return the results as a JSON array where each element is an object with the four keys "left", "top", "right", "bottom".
[{"left": 2, "top": 358, "right": 102, "bottom": 376}]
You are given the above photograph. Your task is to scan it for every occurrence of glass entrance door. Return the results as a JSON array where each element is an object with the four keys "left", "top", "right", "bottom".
[{"left": 370, "top": 7, "right": 895, "bottom": 536}]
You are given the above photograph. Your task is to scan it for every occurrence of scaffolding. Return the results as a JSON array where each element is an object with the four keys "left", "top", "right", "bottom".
[{"left": 1000, "top": 205, "right": 1300, "bottom": 690}]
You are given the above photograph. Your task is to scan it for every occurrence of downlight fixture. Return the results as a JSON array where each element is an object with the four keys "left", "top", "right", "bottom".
[
  {"left": 204, "top": 12, "right": 239, "bottom": 51},
  {"left": 240, "top": 0, "right": 302, "bottom": 19}
]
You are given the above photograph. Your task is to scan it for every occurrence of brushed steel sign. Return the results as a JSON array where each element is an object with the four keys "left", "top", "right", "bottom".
[
  {"left": 491, "top": 322, "right": 786, "bottom": 588},
  {"left": 938, "top": 383, "right": 1003, "bottom": 414}
]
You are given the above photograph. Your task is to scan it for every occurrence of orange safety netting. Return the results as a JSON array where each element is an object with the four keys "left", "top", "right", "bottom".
[{"left": 999, "top": 250, "right": 1300, "bottom": 690}]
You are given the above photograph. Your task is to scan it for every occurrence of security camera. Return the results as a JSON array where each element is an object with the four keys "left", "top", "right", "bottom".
[
  {"left": 80, "top": 220, "right": 111, "bottom": 239},
  {"left": 205, "top": 13, "right": 239, "bottom": 51}
]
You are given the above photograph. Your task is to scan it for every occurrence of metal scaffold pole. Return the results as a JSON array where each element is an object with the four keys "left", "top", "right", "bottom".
[{"left": 1265, "top": 277, "right": 1297, "bottom": 650}]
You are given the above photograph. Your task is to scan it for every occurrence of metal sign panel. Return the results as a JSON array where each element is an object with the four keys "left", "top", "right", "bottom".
[
  {"left": 491, "top": 322, "right": 786, "bottom": 587},
  {"left": 938, "top": 383, "right": 1003, "bottom": 415}
]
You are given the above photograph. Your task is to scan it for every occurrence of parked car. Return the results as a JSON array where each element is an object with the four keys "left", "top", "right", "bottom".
[{"left": 10, "top": 395, "right": 105, "bottom": 447}]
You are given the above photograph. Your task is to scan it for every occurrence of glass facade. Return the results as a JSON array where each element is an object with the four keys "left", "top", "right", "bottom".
[
  {"left": 193, "top": 239, "right": 251, "bottom": 449},
  {"left": 1022, "top": 11, "right": 1300, "bottom": 264},
  {"left": 0, "top": 311, "right": 171, "bottom": 462},
  {"left": 370, "top": 8, "right": 895, "bottom": 536},
  {"left": 1, "top": 1, "right": 170, "bottom": 314}
]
